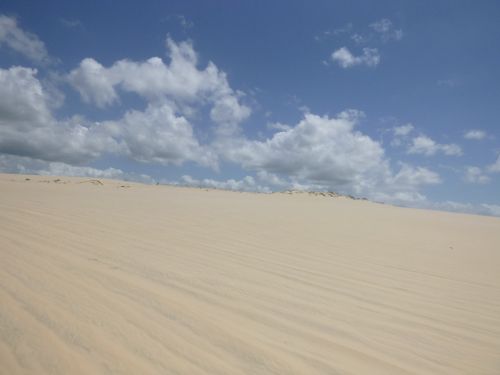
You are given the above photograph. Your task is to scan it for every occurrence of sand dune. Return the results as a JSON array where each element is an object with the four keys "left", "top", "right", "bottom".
[{"left": 1, "top": 173, "right": 499, "bottom": 374}]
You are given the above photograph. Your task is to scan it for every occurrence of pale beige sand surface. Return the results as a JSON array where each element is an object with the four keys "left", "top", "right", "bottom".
[{"left": 1, "top": 173, "right": 499, "bottom": 374}]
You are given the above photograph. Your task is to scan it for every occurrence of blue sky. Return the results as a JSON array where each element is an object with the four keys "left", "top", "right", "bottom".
[{"left": 1, "top": 1, "right": 499, "bottom": 215}]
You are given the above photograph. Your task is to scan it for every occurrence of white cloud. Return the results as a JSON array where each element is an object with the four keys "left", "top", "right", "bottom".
[
  {"left": 66, "top": 37, "right": 250, "bottom": 165},
  {"left": 390, "top": 123, "right": 414, "bottom": 146},
  {"left": 327, "top": 19, "right": 401, "bottom": 68},
  {"left": 219, "top": 110, "right": 441, "bottom": 203},
  {"left": 267, "top": 122, "right": 292, "bottom": 132},
  {"left": 464, "top": 129, "right": 486, "bottom": 140},
  {"left": 390, "top": 164, "right": 441, "bottom": 186},
  {"left": 408, "top": 136, "right": 439, "bottom": 155},
  {"left": 408, "top": 135, "right": 462, "bottom": 156},
  {"left": 350, "top": 33, "right": 366, "bottom": 44},
  {"left": 369, "top": 18, "right": 403, "bottom": 41},
  {"left": 393, "top": 123, "right": 414, "bottom": 137},
  {"left": 487, "top": 155, "right": 500, "bottom": 173},
  {"left": 67, "top": 38, "right": 250, "bottom": 128},
  {"left": 440, "top": 143, "right": 463, "bottom": 156},
  {"left": 67, "top": 58, "right": 119, "bottom": 107},
  {"left": 210, "top": 92, "right": 251, "bottom": 135},
  {"left": 0, "top": 66, "right": 117, "bottom": 164},
  {"left": 0, "top": 37, "right": 248, "bottom": 170},
  {"left": 0, "top": 15, "right": 49, "bottom": 63},
  {"left": 461, "top": 156, "right": 500, "bottom": 185},
  {"left": 464, "top": 166, "right": 490, "bottom": 184},
  {"left": 331, "top": 47, "right": 380, "bottom": 68},
  {"left": 370, "top": 19, "right": 392, "bottom": 33},
  {"left": 104, "top": 103, "right": 217, "bottom": 168},
  {"left": 0, "top": 65, "right": 213, "bottom": 169},
  {"left": 369, "top": 164, "right": 440, "bottom": 205},
  {"left": 0, "top": 66, "right": 52, "bottom": 124},
  {"left": 222, "top": 110, "right": 386, "bottom": 192}
]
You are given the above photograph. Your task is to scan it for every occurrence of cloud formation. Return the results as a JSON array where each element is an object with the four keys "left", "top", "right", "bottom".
[
  {"left": 408, "top": 135, "right": 462, "bottom": 156},
  {"left": 464, "top": 166, "right": 490, "bottom": 184},
  {"left": 488, "top": 155, "right": 500, "bottom": 173},
  {"left": 103, "top": 103, "right": 217, "bottom": 168},
  {"left": 393, "top": 123, "right": 414, "bottom": 137},
  {"left": 0, "top": 15, "right": 49, "bottom": 63},
  {"left": 218, "top": 110, "right": 441, "bottom": 203},
  {"left": 68, "top": 38, "right": 250, "bottom": 131},
  {"left": 0, "top": 62, "right": 214, "bottom": 168},
  {"left": 0, "top": 37, "right": 254, "bottom": 170},
  {"left": 461, "top": 155, "right": 500, "bottom": 185},
  {"left": 0, "top": 58, "right": 444, "bottom": 205},
  {"left": 0, "top": 21, "right": 497, "bottom": 217},
  {"left": 464, "top": 130, "right": 486, "bottom": 140},
  {"left": 0, "top": 66, "right": 116, "bottom": 164},
  {"left": 370, "top": 18, "right": 403, "bottom": 42},
  {"left": 331, "top": 47, "right": 380, "bottom": 68}
]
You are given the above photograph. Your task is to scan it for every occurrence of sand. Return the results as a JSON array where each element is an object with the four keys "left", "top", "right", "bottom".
[{"left": 0, "top": 173, "right": 499, "bottom": 374}]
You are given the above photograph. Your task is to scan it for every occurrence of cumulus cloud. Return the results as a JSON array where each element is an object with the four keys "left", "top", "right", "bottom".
[
  {"left": 218, "top": 110, "right": 441, "bottom": 203},
  {"left": 0, "top": 65, "right": 212, "bottom": 168},
  {"left": 487, "top": 155, "right": 500, "bottom": 173},
  {"left": 67, "top": 58, "right": 119, "bottom": 107},
  {"left": 0, "top": 66, "right": 116, "bottom": 164},
  {"left": 67, "top": 38, "right": 250, "bottom": 128},
  {"left": 369, "top": 18, "right": 403, "bottom": 42},
  {"left": 0, "top": 15, "right": 49, "bottom": 63},
  {"left": 327, "top": 18, "right": 402, "bottom": 68},
  {"left": 369, "top": 164, "right": 441, "bottom": 205},
  {"left": 408, "top": 135, "right": 462, "bottom": 156},
  {"left": 464, "top": 129, "right": 486, "bottom": 140},
  {"left": 390, "top": 164, "right": 441, "bottom": 186},
  {"left": 0, "top": 38, "right": 252, "bottom": 170},
  {"left": 331, "top": 47, "right": 380, "bottom": 68},
  {"left": 222, "top": 111, "right": 386, "bottom": 192},
  {"left": 210, "top": 92, "right": 251, "bottom": 135},
  {"left": 267, "top": 122, "right": 292, "bottom": 132},
  {"left": 104, "top": 103, "right": 217, "bottom": 168},
  {"left": 391, "top": 123, "right": 414, "bottom": 146},
  {"left": 393, "top": 123, "right": 414, "bottom": 137},
  {"left": 464, "top": 166, "right": 490, "bottom": 184},
  {"left": 0, "top": 66, "right": 52, "bottom": 125},
  {"left": 461, "top": 156, "right": 500, "bottom": 185},
  {"left": 440, "top": 143, "right": 463, "bottom": 156}
]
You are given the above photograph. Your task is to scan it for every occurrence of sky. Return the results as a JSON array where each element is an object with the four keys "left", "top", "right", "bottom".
[{"left": 0, "top": 0, "right": 499, "bottom": 216}]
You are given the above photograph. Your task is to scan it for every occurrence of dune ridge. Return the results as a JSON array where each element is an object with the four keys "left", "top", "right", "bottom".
[{"left": 1, "top": 173, "right": 499, "bottom": 374}]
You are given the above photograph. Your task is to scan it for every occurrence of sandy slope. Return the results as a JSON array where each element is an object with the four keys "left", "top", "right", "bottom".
[{"left": 0, "top": 173, "right": 499, "bottom": 374}]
